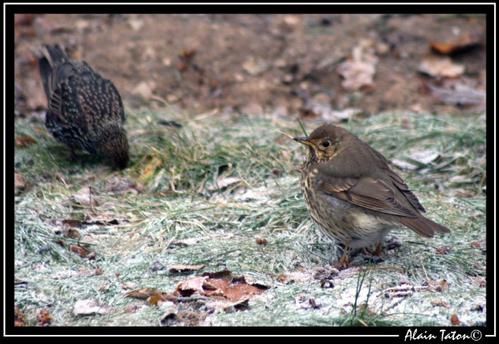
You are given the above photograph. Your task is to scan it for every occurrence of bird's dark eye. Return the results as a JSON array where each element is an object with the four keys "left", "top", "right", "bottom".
[{"left": 321, "top": 140, "right": 331, "bottom": 148}]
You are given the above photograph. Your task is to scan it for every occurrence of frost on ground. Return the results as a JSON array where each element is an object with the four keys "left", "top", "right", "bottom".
[{"left": 14, "top": 109, "right": 486, "bottom": 327}]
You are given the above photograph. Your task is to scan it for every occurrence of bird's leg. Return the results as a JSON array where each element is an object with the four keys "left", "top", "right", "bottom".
[
  {"left": 334, "top": 243, "right": 352, "bottom": 270},
  {"left": 373, "top": 242, "right": 383, "bottom": 257}
]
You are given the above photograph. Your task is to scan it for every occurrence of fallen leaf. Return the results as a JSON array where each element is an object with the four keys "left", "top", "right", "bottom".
[
  {"left": 255, "top": 236, "right": 268, "bottom": 245},
  {"left": 73, "top": 299, "right": 109, "bottom": 316},
  {"left": 63, "top": 228, "right": 81, "bottom": 240},
  {"left": 431, "top": 32, "right": 482, "bottom": 55},
  {"left": 176, "top": 277, "right": 207, "bottom": 297},
  {"left": 450, "top": 313, "right": 461, "bottom": 326},
  {"left": 470, "top": 241, "right": 482, "bottom": 249},
  {"left": 83, "top": 213, "right": 120, "bottom": 226},
  {"left": 207, "top": 176, "right": 242, "bottom": 192},
  {"left": 407, "top": 149, "right": 441, "bottom": 165},
  {"left": 36, "top": 309, "right": 53, "bottom": 326},
  {"left": 147, "top": 292, "right": 166, "bottom": 306},
  {"left": 15, "top": 135, "right": 37, "bottom": 148},
  {"left": 418, "top": 57, "right": 464, "bottom": 78},
  {"left": 431, "top": 299, "right": 450, "bottom": 308},
  {"left": 242, "top": 57, "right": 268, "bottom": 76},
  {"left": 426, "top": 279, "right": 449, "bottom": 292},
  {"left": 15, "top": 173, "right": 26, "bottom": 194},
  {"left": 169, "top": 264, "right": 205, "bottom": 274},
  {"left": 126, "top": 288, "right": 160, "bottom": 300},
  {"left": 15, "top": 306, "right": 26, "bottom": 327},
  {"left": 71, "top": 186, "right": 98, "bottom": 207},
  {"left": 337, "top": 40, "right": 378, "bottom": 91},
  {"left": 69, "top": 245, "right": 94, "bottom": 259}
]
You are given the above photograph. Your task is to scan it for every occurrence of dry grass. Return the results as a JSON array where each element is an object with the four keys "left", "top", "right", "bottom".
[{"left": 14, "top": 107, "right": 486, "bottom": 326}]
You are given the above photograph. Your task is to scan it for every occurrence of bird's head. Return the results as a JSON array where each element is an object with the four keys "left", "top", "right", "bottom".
[
  {"left": 97, "top": 125, "right": 130, "bottom": 170},
  {"left": 293, "top": 123, "right": 347, "bottom": 162}
]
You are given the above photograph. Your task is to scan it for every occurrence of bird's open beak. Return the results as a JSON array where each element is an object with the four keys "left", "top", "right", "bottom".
[{"left": 293, "top": 136, "right": 314, "bottom": 147}]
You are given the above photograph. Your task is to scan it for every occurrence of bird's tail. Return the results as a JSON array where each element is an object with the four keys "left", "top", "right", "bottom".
[
  {"left": 38, "top": 44, "right": 68, "bottom": 98},
  {"left": 400, "top": 216, "right": 451, "bottom": 238}
]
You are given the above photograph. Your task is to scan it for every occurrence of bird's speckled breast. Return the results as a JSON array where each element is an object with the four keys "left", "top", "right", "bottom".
[{"left": 300, "top": 162, "right": 393, "bottom": 248}]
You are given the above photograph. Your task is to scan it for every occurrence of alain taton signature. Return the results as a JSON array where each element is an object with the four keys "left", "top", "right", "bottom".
[{"left": 404, "top": 329, "right": 483, "bottom": 342}]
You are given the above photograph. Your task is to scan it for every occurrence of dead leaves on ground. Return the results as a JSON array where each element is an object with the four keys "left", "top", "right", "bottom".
[
  {"left": 431, "top": 32, "right": 482, "bottom": 55},
  {"left": 15, "top": 306, "right": 26, "bottom": 327},
  {"left": 418, "top": 57, "right": 465, "bottom": 78},
  {"left": 36, "top": 309, "right": 53, "bottom": 326},
  {"left": 337, "top": 39, "right": 378, "bottom": 91},
  {"left": 16, "top": 135, "right": 37, "bottom": 148},
  {"left": 125, "top": 270, "right": 269, "bottom": 325}
]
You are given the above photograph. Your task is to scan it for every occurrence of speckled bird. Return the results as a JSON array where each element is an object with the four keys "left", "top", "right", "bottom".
[
  {"left": 38, "top": 44, "right": 129, "bottom": 169},
  {"left": 294, "top": 123, "right": 450, "bottom": 268}
]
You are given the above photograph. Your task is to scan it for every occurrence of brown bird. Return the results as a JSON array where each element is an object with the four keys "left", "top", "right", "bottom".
[
  {"left": 38, "top": 44, "right": 129, "bottom": 169},
  {"left": 294, "top": 123, "right": 450, "bottom": 268}
]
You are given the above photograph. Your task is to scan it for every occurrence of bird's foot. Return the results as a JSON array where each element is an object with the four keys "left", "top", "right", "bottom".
[{"left": 334, "top": 254, "right": 351, "bottom": 270}]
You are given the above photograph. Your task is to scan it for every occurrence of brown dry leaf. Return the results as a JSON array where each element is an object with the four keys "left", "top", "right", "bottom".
[
  {"left": 450, "top": 313, "right": 461, "bottom": 326},
  {"left": 427, "top": 279, "right": 449, "bottom": 292},
  {"left": 15, "top": 173, "right": 27, "bottom": 194},
  {"left": 69, "top": 245, "right": 94, "bottom": 259},
  {"left": 63, "top": 228, "right": 81, "bottom": 240},
  {"left": 255, "top": 236, "right": 268, "bottom": 245},
  {"left": 418, "top": 57, "right": 464, "bottom": 78},
  {"left": 71, "top": 186, "right": 98, "bottom": 207},
  {"left": 138, "top": 155, "right": 163, "bottom": 184},
  {"left": 431, "top": 299, "right": 450, "bottom": 308},
  {"left": 203, "top": 277, "right": 267, "bottom": 302},
  {"left": 73, "top": 299, "right": 109, "bottom": 316},
  {"left": 36, "top": 309, "right": 53, "bottom": 326},
  {"left": 470, "top": 241, "right": 482, "bottom": 249},
  {"left": 147, "top": 292, "right": 166, "bottom": 306},
  {"left": 176, "top": 276, "right": 207, "bottom": 297},
  {"left": 15, "top": 306, "right": 26, "bottom": 327},
  {"left": 431, "top": 33, "right": 481, "bottom": 55},
  {"left": 83, "top": 213, "right": 120, "bottom": 226},
  {"left": 169, "top": 264, "right": 205, "bottom": 274},
  {"left": 126, "top": 288, "right": 160, "bottom": 300},
  {"left": 16, "top": 135, "right": 37, "bottom": 148},
  {"left": 337, "top": 40, "right": 378, "bottom": 91}
]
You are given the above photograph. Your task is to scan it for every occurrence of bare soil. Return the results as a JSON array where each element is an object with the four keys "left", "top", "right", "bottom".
[{"left": 15, "top": 14, "right": 486, "bottom": 117}]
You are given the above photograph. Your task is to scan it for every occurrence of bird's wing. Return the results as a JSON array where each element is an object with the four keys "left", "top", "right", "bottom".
[
  {"left": 386, "top": 169, "right": 426, "bottom": 213},
  {"left": 318, "top": 175, "right": 418, "bottom": 218}
]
